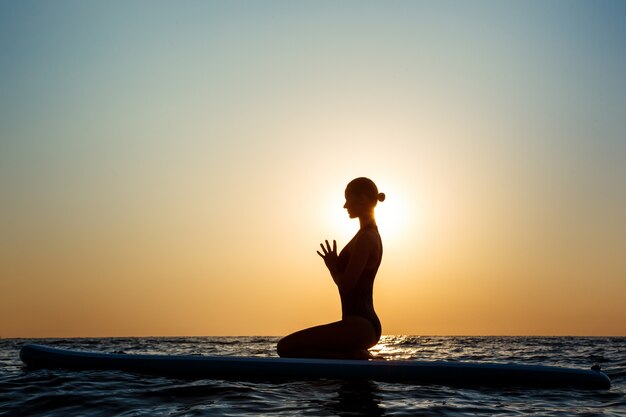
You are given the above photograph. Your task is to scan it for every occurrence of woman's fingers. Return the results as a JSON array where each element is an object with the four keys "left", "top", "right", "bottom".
[{"left": 318, "top": 239, "right": 337, "bottom": 257}]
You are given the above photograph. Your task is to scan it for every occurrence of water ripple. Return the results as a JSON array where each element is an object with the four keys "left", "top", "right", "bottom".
[{"left": 1, "top": 336, "right": 624, "bottom": 416}]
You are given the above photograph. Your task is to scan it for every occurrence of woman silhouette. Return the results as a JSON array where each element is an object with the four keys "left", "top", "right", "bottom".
[{"left": 277, "top": 177, "right": 384, "bottom": 359}]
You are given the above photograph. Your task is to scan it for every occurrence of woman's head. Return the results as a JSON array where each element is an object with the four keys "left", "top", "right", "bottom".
[{"left": 344, "top": 177, "right": 385, "bottom": 218}]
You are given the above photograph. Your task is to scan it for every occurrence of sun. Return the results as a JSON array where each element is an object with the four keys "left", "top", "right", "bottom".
[
  {"left": 373, "top": 189, "right": 410, "bottom": 243},
  {"left": 325, "top": 179, "right": 415, "bottom": 247}
]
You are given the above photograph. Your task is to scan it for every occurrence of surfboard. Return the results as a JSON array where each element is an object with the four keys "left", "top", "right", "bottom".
[{"left": 19, "top": 344, "right": 610, "bottom": 389}]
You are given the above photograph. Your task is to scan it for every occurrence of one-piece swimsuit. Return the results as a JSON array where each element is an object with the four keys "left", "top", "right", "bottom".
[{"left": 336, "top": 224, "right": 383, "bottom": 341}]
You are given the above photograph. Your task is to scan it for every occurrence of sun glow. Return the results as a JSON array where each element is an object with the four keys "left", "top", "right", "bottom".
[
  {"left": 323, "top": 179, "right": 416, "bottom": 249},
  {"left": 375, "top": 190, "right": 410, "bottom": 244}
]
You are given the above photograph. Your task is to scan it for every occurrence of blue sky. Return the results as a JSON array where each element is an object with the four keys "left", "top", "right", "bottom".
[{"left": 1, "top": 1, "right": 625, "bottom": 336}]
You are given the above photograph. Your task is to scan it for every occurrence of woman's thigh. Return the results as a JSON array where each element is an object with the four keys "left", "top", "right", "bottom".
[{"left": 278, "top": 316, "right": 377, "bottom": 354}]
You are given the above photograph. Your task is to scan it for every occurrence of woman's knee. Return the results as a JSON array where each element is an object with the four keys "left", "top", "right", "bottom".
[{"left": 276, "top": 336, "right": 291, "bottom": 357}]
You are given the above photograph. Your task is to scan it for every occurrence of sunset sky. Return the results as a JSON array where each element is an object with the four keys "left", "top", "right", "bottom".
[{"left": 1, "top": 1, "right": 625, "bottom": 338}]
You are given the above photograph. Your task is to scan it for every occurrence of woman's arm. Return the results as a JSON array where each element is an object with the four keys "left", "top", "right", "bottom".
[{"left": 317, "top": 234, "right": 374, "bottom": 292}]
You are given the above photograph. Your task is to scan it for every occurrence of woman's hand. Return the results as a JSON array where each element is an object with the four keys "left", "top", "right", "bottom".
[{"left": 317, "top": 239, "right": 338, "bottom": 273}]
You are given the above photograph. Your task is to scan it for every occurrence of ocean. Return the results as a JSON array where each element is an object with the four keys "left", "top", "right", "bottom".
[{"left": 1, "top": 336, "right": 625, "bottom": 416}]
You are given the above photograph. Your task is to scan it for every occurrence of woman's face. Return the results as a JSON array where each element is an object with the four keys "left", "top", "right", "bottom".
[{"left": 343, "top": 189, "right": 368, "bottom": 218}]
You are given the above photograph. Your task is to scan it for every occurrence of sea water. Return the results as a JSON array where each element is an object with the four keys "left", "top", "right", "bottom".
[{"left": 1, "top": 336, "right": 624, "bottom": 416}]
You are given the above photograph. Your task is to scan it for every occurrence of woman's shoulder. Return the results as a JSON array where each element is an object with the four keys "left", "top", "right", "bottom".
[{"left": 355, "top": 226, "right": 381, "bottom": 245}]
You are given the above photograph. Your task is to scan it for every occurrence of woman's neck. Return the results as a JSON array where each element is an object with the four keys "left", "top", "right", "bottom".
[{"left": 359, "top": 213, "right": 376, "bottom": 229}]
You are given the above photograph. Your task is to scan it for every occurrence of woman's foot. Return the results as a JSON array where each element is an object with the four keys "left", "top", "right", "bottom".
[{"left": 352, "top": 349, "right": 374, "bottom": 360}]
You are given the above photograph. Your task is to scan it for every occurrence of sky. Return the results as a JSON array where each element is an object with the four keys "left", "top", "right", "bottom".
[{"left": 1, "top": 1, "right": 625, "bottom": 338}]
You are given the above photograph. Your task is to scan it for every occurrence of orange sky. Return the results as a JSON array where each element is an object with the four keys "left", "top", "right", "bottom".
[{"left": 1, "top": 2, "right": 625, "bottom": 337}]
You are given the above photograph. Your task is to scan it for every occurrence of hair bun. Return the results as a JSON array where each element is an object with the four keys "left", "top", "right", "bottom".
[{"left": 377, "top": 192, "right": 386, "bottom": 202}]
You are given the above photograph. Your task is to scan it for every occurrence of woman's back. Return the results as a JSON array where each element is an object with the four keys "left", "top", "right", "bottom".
[{"left": 337, "top": 224, "right": 382, "bottom": 340}]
